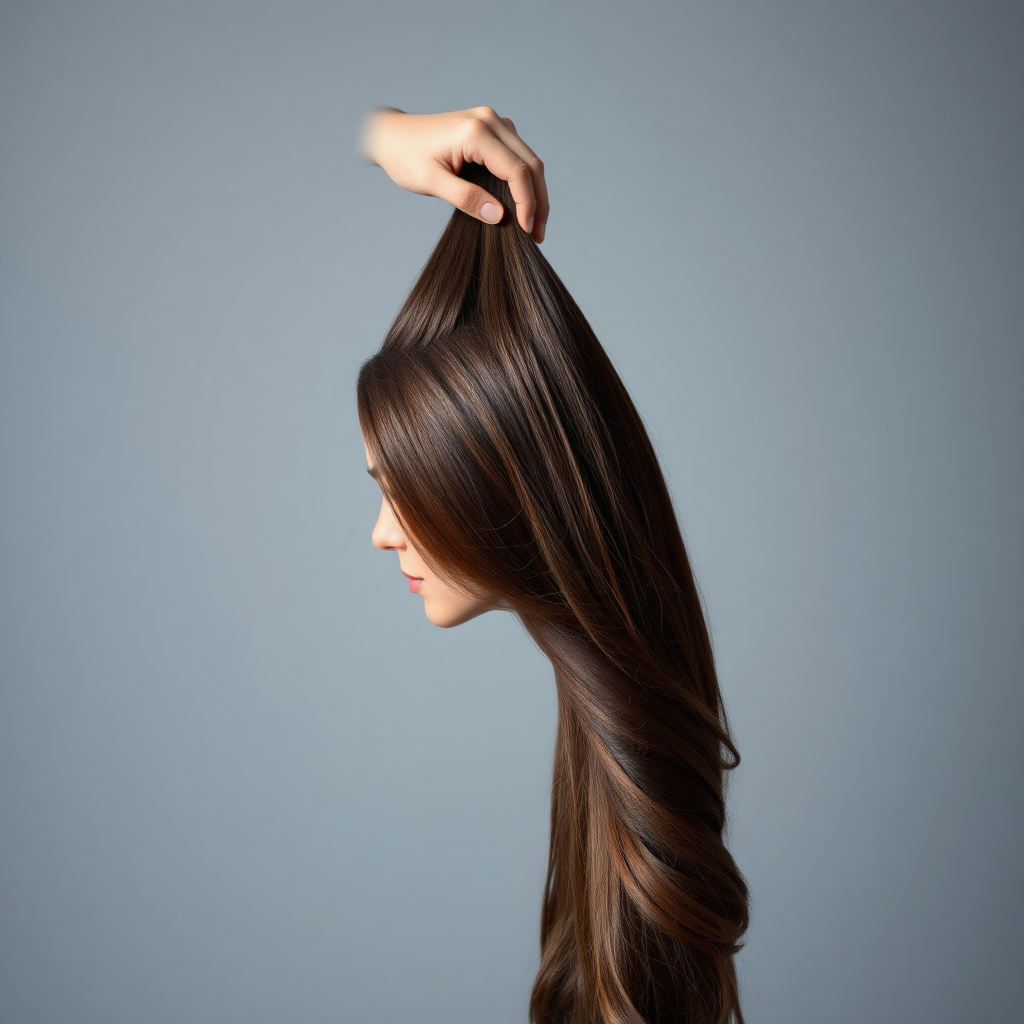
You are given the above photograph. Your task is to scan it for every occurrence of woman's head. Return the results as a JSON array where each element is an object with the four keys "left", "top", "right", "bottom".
[
  {"left": 358, "top": 167, "right": 698, "bottom": 658},
  {"left": 357, "top": 165, "right": 748, "bottom": 1024}
]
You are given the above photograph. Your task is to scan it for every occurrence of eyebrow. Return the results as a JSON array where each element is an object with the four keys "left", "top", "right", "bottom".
[{"left": 366, "top": 466, "right": 380, "bottom": 480}]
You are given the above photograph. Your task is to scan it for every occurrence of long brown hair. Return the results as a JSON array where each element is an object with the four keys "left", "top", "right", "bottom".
[{"left": 357, "top": 165, "right": 749, "bottom": 1024}]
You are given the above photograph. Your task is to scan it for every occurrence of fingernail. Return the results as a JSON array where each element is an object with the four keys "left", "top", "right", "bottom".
[
  {"left": 527, "top": 215, "right": 534, "bottom": 232},
  {"left": 480, "top": 202, "right": 502, "bottom": 224}
]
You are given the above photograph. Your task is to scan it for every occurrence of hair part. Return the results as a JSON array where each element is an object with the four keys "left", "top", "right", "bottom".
[{"left": 358, "top": 165, "right": 749, "bottom": 1024}]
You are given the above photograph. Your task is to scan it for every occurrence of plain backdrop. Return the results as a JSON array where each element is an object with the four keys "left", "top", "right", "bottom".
[{"left": 1, "top": 2, "right": 1021, "bottom": 1022}]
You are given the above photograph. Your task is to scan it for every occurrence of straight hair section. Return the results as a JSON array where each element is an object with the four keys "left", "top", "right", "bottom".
[{"left": 357, "top": 165, "right": 749, "bottom": 1024}]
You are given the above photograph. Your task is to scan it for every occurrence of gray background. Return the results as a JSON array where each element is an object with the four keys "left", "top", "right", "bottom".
[{"left": 1, "top": 1, "right": 1021, "bottom": 1021}]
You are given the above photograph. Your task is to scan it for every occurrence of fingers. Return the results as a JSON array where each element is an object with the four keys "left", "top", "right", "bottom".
[
  {"left": 462, "top": 108, "right": 548, "bottom": 242},
  {"left": 487, "top": 113, "right": 549, "bottom": 243},
  {"left": 423, "top": 168, "right": 506, "bottom": 225}
]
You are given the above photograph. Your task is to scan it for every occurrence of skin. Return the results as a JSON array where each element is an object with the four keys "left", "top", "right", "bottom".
[
  {"left": 365, "top": 443, "right": 498, "bottom": 628},
  {"left": 361, "top": 106, "right": 549, "bottom": 242}
]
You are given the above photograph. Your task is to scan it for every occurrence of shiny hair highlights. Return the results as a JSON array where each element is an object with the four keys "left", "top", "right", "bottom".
[{"left": 357, "top": 165, "right": 749, "bottom": 1024}]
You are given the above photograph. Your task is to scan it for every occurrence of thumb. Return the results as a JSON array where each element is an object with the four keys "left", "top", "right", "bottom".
[{"left": 430, "top": 169, "right": 505, "bottom": 224}]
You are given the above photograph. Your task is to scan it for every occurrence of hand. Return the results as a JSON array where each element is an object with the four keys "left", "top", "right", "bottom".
[{"left": 361, "top": 106, "right": 549, "bottom": 243}]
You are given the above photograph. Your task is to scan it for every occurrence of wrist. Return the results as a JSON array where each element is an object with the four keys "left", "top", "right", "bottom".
[{"left": 360, "top": 106, "right": 405, "bottom": 164}]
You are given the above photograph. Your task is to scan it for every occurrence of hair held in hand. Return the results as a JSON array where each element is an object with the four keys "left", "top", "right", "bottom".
[{"left": 358, "top": 165, "right": 750, "bottom": 1024}]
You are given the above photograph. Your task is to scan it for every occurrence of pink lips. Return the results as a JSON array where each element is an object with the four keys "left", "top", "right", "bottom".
[{"left": 401, "top": 570, "right": 423, "bottom": 593}]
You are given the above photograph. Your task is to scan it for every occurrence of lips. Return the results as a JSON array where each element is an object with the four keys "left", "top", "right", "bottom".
[{"left": 401, "top": 570, "right": 424, "bottom": 594}]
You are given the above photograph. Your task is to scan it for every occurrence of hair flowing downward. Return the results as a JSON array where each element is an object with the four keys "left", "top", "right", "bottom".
[{"left": 358, "top": 166, "right": 749, "bottom": 1024}]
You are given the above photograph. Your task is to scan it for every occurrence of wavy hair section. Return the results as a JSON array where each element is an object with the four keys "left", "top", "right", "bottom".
[{"left": 357, "top": 165, "right": 749, "bottom": 1024}]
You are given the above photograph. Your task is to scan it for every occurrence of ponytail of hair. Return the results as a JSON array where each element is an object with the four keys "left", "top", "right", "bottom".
[{"left": 358, "top": 164, "right": 749, "bottom": 1024}]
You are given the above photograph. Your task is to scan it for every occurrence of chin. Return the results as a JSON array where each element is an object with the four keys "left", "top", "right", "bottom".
[{"left": 424, "top": 601, "right": 495, "bottom": 629}]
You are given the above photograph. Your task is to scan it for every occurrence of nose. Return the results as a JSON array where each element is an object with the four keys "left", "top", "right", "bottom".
[{"left": 371, "top": 496, "right": 406, "bottom": 551}]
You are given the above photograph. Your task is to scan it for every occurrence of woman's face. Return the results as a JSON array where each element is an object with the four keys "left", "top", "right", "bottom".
[{"left": 365, "top": 442, "right": 498, "bottom": 628}]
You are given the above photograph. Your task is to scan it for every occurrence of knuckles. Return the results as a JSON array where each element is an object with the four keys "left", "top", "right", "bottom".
[{"left": 459, "top": 117, "right": 490, "bottom": 144}]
